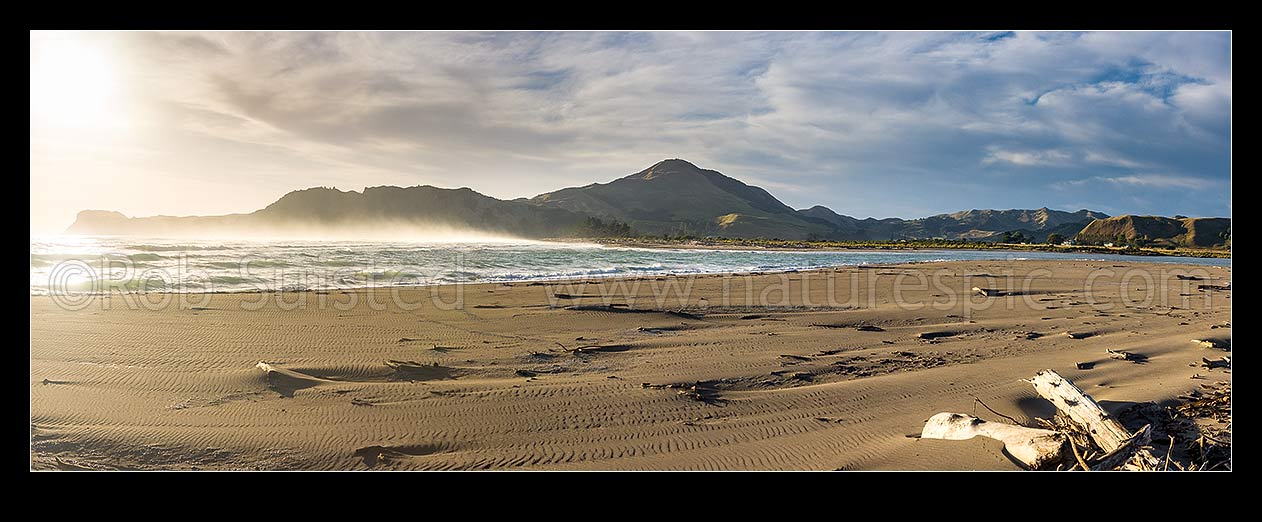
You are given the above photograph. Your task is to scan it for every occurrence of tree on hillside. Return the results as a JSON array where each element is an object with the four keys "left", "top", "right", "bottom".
[
  {"left": 1000, "top": 231, "right": 1031, "bottom": 244},
  {"left": 1046, "top": 233, "right": 1066, "bottom": 245},
  {"left": 572, "top": 217, "right": 635, "bottom": 238}
]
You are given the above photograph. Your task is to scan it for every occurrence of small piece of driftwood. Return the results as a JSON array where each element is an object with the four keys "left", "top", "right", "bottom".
[
  {"left": 1202, "top": 356, "right": 1230, "bottom": 369},
  {"left": 920, "top": 412, "right": 1068, "bottom": 469},
  {"left": 1107, "top": 349, "right": 1145, "bottom": 362},
  {"left": 972, "top": 287, "right": 989, "bottom": 297}
]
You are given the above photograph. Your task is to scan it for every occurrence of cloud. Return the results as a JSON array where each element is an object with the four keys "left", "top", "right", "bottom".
[
  {"left": 1083, "top": 151, "right": 1144, "bottom": 169},
  {"left": 1101, "top": 174, "right": 1219, "bottom": 190},
  {"left": 1052, "top": 174, "right": 1221, "bottom": 192},
  {"left": 29, "top": 30, "right": 1232, "bottom": 232},
  {"left": 982, "top": 147, "right": 1073, "bottom": 166}
]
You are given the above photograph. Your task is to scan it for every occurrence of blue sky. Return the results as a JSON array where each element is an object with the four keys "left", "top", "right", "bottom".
[{"left": 30, "top": 31, "right": 1231, "bottom": 232}]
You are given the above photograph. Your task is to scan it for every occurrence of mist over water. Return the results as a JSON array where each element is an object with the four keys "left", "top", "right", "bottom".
[
  {"left": 30, "top": 235, "right": 1230, "bottom": 295},
  {"left": 59, "top": 218, "right": 545, "bottom": 243}
]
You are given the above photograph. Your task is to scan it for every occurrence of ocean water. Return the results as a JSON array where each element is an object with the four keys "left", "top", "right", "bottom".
[{"left": 29, "top": 235, "right": 1231, "bottom": 295}]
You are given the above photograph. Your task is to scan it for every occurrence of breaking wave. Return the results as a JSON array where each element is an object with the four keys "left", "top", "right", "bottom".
[{"left": 30, "top": 235, "right": 1231, "bottom": 295}]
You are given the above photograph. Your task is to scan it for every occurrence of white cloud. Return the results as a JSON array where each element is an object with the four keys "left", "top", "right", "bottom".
[
  {"left": 1083, "top": 151, "right": 1144, "bottom": 169},
  {"left": 1051, "top": 174, "right": 1220, "bottom": 192},
  {"left": 1101, "top": 174, "right": 1217, "bottom": 190},
  {"left": 982, "top": 147, "right": 1073, "bottom": 166}
]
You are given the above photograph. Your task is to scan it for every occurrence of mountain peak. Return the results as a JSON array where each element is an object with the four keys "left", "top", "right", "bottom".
[
  {"left": 653, "top": 158, "right": 700, "bottom": 169},
  {"left": 631, "top": 158, "right": 704, "bottom": 180},
  {"left": 527, "top": 159, "right": 802, "bottom": 236}
]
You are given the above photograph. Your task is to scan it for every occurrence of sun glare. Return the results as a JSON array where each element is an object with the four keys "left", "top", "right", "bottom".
[{"left": 30, "top": 33, "right": 121, "bottom": 130}]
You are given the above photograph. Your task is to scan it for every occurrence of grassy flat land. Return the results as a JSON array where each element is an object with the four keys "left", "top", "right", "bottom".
[{"left": 590, "top": 237, "right": 1231, "bottom": 259}]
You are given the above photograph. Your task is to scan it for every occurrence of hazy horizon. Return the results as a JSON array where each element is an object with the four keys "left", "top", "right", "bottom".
[{"left": 30, "top": 31, "right": 1231, "bottom": 234}]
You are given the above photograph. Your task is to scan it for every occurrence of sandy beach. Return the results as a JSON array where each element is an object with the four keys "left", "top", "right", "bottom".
[{"left": 30, "top": 259, "right": 1231, "bottom": 470}]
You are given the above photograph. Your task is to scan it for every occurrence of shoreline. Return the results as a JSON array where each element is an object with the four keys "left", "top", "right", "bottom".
[{"left": 29, "top": 254, "right": 1231, "bottom": 298}]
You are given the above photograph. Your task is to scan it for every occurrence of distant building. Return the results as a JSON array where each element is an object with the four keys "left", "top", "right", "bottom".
[
  {"left": 1061, "top": 240, "right": 1075, "bottom": 246},
  {"left": 1103, "top": 242, "right": 1114, "bottom": 247}
]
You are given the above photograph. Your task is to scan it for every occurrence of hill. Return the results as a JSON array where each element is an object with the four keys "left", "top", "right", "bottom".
[
  {"left": 527, "top": 160, "right": 1109, "bottom": 241},
  {"left": 256, "top": 185, "right": 588, "bottom": 237},
  {"left": 530, "top": 159, "right": 833, "bottom": 239},
  {"left": 69, "top": 158, "right": 1224, "bottom": 245},
  {"left": 66, "top": 186, "right": 591, "bottom": 238},
  {"left": 1075, "top": 215, "right": 1230, "bottom": 248},
  {"left": 907, "top": 208, "right": 1108, "bottom": 241}
]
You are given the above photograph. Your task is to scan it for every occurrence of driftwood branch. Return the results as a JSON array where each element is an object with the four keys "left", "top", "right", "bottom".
[
  {"left": 1068, "top": 438, "right": 1090, "bottom": 471},
  {"left": 1107, "top": 349, "right": 1146, "bottom": 362},
  {"left": 1191, "top": 339, "right": 1228, "bottom": 350},
  {"left": 973, "top": 397, "right": 1022, "bottom": 425},
  {"left": 920, "top": 412, "right": 1068, "bottom": 469},
  {"left": 1090, "top": 424, "right": 1153, "bottom": 471},
  {"left": 1028, "top": 369, "right": 1160, "bottom": 469}
]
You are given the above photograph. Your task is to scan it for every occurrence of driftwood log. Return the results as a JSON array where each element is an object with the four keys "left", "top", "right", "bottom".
[
  {"left": 1028, "top": 369, "right": 1129, "bottom": 452},
  {"left": 1027, "top": 369, "right": 1160, "bottom": 469},
  {"left": 921, "top": 412, "right": 1067, "bottom": 469},
  {"left": 922, "top": 369, "right": 1161, "bottom": 470}
]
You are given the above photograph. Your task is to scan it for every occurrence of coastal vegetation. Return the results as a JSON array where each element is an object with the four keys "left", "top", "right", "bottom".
[{"left": 589, "top": 236, "right": 1231, "bottom": 259}]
